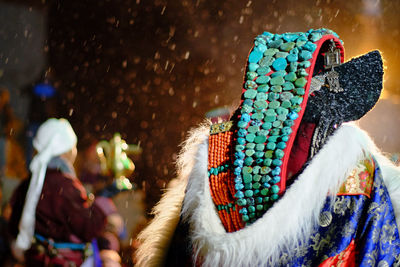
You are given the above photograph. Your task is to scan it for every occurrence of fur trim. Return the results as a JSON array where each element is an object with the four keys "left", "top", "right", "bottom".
[
  {"left": 135, "top": 122, "right": 210, "bottom": 267},
  {"left": 182, "top": 123, "right": 400, "bottom": 267}
]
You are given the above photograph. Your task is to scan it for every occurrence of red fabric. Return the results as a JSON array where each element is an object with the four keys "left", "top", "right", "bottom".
[
  {"left": 319, "top": 239, "right": 356, "bottom": 267},
  {"left": 10, "top": 169, "right": 107, "bottom": 243},
  {"left": 286, "top": 122, "right": 316, "bottom": 181}
]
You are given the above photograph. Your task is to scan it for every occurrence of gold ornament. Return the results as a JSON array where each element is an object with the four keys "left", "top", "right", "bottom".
[{"left": 96, "top": 133, "right": 142, "bottom": 190}]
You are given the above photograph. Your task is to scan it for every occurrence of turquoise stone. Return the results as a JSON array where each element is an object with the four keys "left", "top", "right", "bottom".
[
  {"left": 243, "top": 173, "right": 252, "bottom": 183},
  {"left": 243, "top": 166, "right": 253, "bottom": 173},
  {"left": 258, "top": 129, "right": 269, "bottom": 136},
  {"left": 260, "top": 166, "right": 270, "bottom": 174},
  {"left": 245, "top": 80, "right": 258, "bottom": 89},
  {"left": 235, "top": 145, "right": 245, "bottom": 151},
  {"left": 248, "top": 63, "right": 259, "bottom": 72},
  {"left": 282, "top": 82, "right": 294, "bottom": 91},
  {"left": 272, "top": 120, "right": 282, "bottom": 128},
  {"left": 259, "top": 56, "right": 274, "bottom": 67},
  {"left": 245, "top": 149, "right": 255, "bottom": 157},
  {"left": 272, "top": 159, "right": 282, "bottom": 166},
  {"left": 254, "top": 135, "right": 267, "bottom": 144},
  {"left": 277, "top": 142, "right": 287, "bottom": 149},
  {"left": 295, "top": 88, "right": 305, "bottom": 95},
  {"left": 242, "top": 214, "right": 249, "bottom": 221},
  {"left": 270, "top": 76, "right": 285, "bottom": 85},
  {"left": 287, "top": 53, "right": 298, "bottom": 62},
  {"left": 245, "top": 190, "right": 254, "bottom": 197},
  {"left": 256, "top": 204, "right": 263, "bottom": 211},
  {"left": 297, "top": 69, "right": 308, "bottom": 77},
  {"left": 270, "top": 128, "right": 280, "bottom": 135},
  {"left": 237, "top": 137, "right": 246, "bottom": 145},
  {"left": 255, "top": 143, "right": 265, "bottom": 151},
  {"left": 246, "top": 133, "right": 256, "bottom": 142},
  {"left": 253, "top": 175, "right": 262, "bottom": 183},
  {"left": 281, "top": 127, "right": 293, "bottom": 135},
  {"left": 275, "top": 52, "right": 289, "bottom": 58},
  {"left": 244, "top": 157, "right": 253, "bottom": 166},
  {"left": 280, "top": 41, "right": 295, "bottom": 52},
  {"left": 253, "top": 183, "right": 261, "bottom": 190},
  {"left": 254, "top": 100, "right": 268, "bottom": 110},
  {"left": 271, "top": 194, "right": 279, "bottom": 201},
  {"left": 299, "top": 50, "right": 312, "bottom": 61},
  {"left": 296, "top": 39, "right": 306, "bottom": 47},
  {"left": 310, "top": 32, "right": 322, "bottom": 42},
  {"left": 254, "top": 151, "right": 264, "bottom": 158},
  {"left": 276, "top": 107, "right": 289, "bottom": 115},
  {"left": 275, "top": 149, "right": 284, "bottom": 159},
  {"left": 271, "top": 70, "right": 286, "bottom": 78},
  {"left": 241, "top": 104, "right": 253, "bottom": 113},
  {"left": 248, "top": 125, "right": 259, "bottom": 133},
  {"left": 291, "top": 105, "right": 302, "bottom": 113},
  {"left": 263, "top": 48, "right": 279, "bottom": 56},
  {"left": 244, "top": 89, "right": 257, "bottom": 99},
  {"left": 271, "top": 185, "right": 280, "bottom": 194},
  {"left": 283, "top": 33, "right": 298, "bottom": 42},
  {"left": 272, "top": 57, "right": 287, "bottom": 71},
  {"left": 246, "top": 142, "right": 255, "bottom": 149},
  {"left": 249, "top": 50, "right": 263, "bottom": 63},
  {"left": 281, "top": 135, "right": 289, "bottom": 142},
  {"left": 252, "top": 166, "right": 261, "bottom": 174},
  {"left": 303, "top": 41, "right": 317, "bottom": 52},
  {"left": 268, "top": 136, "right": 279, "bottom": 142},
  {"left": 269, "top": 39, "right": 283, "bottom": 48},
  {"left": 269, "top": 100, "right": 280, "bottom": 109},
  {"left": 255, "top": 75, "right": 270, "bottom": 84},
  {"left": 289, "top": 62, "right": 298, "bottom": 72},
  {"left": 281, "top": 100, "right": 292, "bottom": 108},
  {"left": 284, "top": 72, "right": 297, "bottom": 82},
  {"left": 299, "top": 61, "right": 311, "bottom": 68},
  {"left": 257, "top": 84, "right": 269, "bottom": 92},
  {"left": 265, "top": 109, "right": 277, "bottom": 116},
  {"left": 249, "top": 212, "right": 256, "bottom": 219},
  {"left": 260, "top": 188, "right": 269, "bottom": 196},
  {"left": 244, "top": 183, "right": 252, "bottom": 190},
  {"left": 290, "top": 47, "right": 299, "bottom": 54},
  {"left": 237, "top": 199, "right": 247, "bottom": 206},
  {"left": 256, "top": 66, "right": 271, "bottom": 75},
  {"left": 264, "top": 115, "right": 276, "bottom": 122},
  {"left": 268, "top": 92, "right": 280, "bottom": 101},
  {"left": 251, "top": 112, "right": 264, "bottom": 120},
  {"left": 284, "top": 119, "right": 294, "bottom": 127},
  {"left": 262, "top": 122, "right": 272, "bottom": 130},
  {"left": 266, "top": 142, "right": 276, "bottom": 150},
  {"left": 256, "top": 92, "right": 268, "bottom": 101},
  {"left": 280, "top": 92, "right": 294, "bottom": 101},
  {"left": 264, "top": 150, "right": 273, "bottom": 158},
  {"left": 277, "top": 114, "right": 287, "bottom": 121},
  {"left": 255, "top": 43, "right": 267, "bottom": 53},
  {"left": 248, "top": 205, "right": 256, "bottom": 213},
  {"left": 271, "top": 86, "right": 282, "bottom": 93},
  {"left": 238, "top": 121, "right": 248, "bottom": 128},
  {"left": 291, "top": 96, "right": 303, "bottom": 105},
  {"left": 246, "top": 71, "right": 258, "bottom": 80},
  {"left": 263, "top": 158, "right": 272, "bottom": 167},
  {"left": 294, "top": 77, "right": 307, "bottom": 87}
]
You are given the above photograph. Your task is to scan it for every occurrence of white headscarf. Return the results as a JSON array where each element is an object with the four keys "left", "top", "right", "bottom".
[{"left": 15, "top": 118, "right": 77, "bottom": 250}]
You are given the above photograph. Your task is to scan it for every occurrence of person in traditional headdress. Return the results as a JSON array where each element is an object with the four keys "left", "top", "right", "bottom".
[
  {"left": 136, "top": 29, "right": 400, "bottom": 266},
  {"left": 9, "top": 118, "right": 118, "bottom": 266}
]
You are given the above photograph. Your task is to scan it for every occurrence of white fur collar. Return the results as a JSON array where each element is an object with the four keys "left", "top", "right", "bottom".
[{"left": 182, "top": 123, "right": 400, "bottom": 267}]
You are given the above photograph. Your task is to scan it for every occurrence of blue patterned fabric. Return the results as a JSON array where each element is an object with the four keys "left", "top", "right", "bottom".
[{"left": 280, "top": 163, "right": 400, "bottom": 266}]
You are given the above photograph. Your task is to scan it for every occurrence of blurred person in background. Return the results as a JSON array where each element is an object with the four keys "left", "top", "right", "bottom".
[{"left": 8, "top": 118, "right": 121, "bottom": 266}]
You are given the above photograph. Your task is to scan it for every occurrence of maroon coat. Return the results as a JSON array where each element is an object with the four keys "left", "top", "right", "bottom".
[{"left": 10, "top": 168, "right": 111, "bottom": 243}]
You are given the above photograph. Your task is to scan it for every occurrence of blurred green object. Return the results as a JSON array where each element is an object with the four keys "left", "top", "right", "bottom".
[{"left": 96, "top": 133, "right": 142, "bottom": 190}]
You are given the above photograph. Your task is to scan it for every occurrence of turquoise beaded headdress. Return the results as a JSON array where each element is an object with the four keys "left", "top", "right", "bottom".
[{"left": 208, "top": 28, "right": 383, "bottom": 228}]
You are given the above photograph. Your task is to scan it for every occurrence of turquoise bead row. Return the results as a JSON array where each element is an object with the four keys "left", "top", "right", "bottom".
[
  {"left": 208, "top": 163, "right": 230, "bottom": 177},
  {"left": 216, "top": 203, "right": 236, "bottom": 213},
  {"left": 233, "top": 29, "right": 338, "bottom": 225}
]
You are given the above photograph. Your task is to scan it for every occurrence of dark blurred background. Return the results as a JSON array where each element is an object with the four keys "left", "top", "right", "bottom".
[{"left": 1, "top": 0, "right": 400, "bottom": 212}]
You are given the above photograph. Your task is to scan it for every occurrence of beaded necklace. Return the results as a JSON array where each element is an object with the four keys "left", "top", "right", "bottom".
[{"left": 208, "top": 29, "right": 344, "bottom": 231}]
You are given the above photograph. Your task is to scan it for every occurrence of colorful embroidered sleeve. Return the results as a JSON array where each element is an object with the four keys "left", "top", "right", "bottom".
[{"left": 284, "top": 157, "right": 400, "bottom": 266}]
